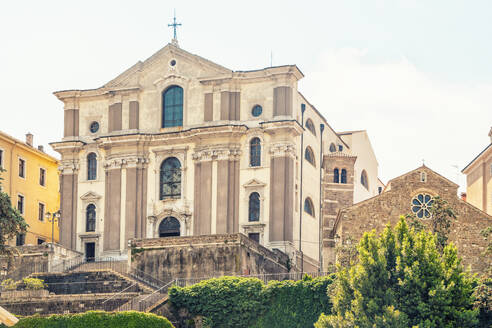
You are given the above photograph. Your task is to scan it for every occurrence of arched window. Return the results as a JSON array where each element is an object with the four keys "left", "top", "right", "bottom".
[
  {"left": 162, "top": 85, "right": 183, "bottom": 128},
  {"left": 341, "top": 169, "right": 347, "bottom": 184},
  {"left": 333, "top": 168, "right": 339, "bottom": 183},
  {"left": 329, "top": 143, "right": 336, "bottom": 153},
  {"left": 248, "top": 192, "right": 260, "bottom": 222},
  {"left": 159, "top": 217, "right": 180, "bottom": 237},
  {"left": 305, "top": 146, "right": 315, "bottom": 166},
  {"left": 87, "top": 153, "right": 97, "bottom": 180},
  {"left": 361, "top": 170, "right": 369, "bottom": 189},
  {"left": 305, "top": 119, "right": 316, "bottom": 136},
  {"left": 304, "top": 198, "right": 315, "bottom": 216},
  {"left": 86, "top": 204, "right": 96, "bottom": 232},
  {"left": 250, "top": 137, "right": 261, "bottom": 167},
  {"left": 160, "top": 157, "right": 181, "bottom": 199}
]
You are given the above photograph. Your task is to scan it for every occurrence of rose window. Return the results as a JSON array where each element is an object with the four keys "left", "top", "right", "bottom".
[{"left": 411, "top": 194, "right": 433, "bottom": 219}]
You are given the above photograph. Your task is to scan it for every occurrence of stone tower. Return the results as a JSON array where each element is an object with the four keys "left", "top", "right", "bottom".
[{"left": 321, "top": 152, "right": 357, "bottom": 270}]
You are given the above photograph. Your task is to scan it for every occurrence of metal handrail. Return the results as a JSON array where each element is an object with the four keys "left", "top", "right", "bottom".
[{"left": 102, "top": 282, "right": 138, "bottom": 304}]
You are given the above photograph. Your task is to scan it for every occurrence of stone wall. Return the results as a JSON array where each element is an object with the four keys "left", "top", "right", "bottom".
[
  {"left": 327, "top": 166, "right": 492, "bottom": 273},
  {"left": 130, "top": 234, "right": 290, "bottom": 282}
]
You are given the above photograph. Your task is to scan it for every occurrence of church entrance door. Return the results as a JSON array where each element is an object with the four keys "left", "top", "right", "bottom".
[
  {"left": 159, "top": 217, "right": 181, "bottom": 237},
  {"left": 85, "top": 242, "right": 95, "bottom": 262}
]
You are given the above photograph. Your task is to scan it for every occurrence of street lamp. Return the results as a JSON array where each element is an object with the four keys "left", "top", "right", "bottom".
[{"left": 45, "top": 210, "right": 60, "bottom": 247}]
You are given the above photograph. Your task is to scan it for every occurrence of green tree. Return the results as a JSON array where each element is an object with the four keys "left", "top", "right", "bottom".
[
  {"left": 316, "top": 216, "right": 478, "bottom": 328},
  {"left": 0, "top": 168, "right": 28, "bottom": 254}
]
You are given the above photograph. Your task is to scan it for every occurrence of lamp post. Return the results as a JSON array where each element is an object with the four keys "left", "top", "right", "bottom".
[{"left": 45, "top": 210, "right": 60, "bottom": 247}]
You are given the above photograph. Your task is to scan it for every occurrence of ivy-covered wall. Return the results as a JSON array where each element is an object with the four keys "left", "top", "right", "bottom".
[{"left": 169, "top": 274, "right": 335, "bottom": 328}]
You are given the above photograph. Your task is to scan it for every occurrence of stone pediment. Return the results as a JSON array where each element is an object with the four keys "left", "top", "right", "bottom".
[
  {"left": 104, "top": 43, "right": 232, "bottom": 89},
  {"left": 80, "top": 191, "right": 102, "bottom": 201},
  {"left": 243, "top": 179, "right": 266, "bottom": 188}
]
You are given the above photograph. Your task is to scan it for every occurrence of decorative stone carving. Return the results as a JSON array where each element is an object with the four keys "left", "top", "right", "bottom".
[
  {"left": 269, "top": 142, "right": 296, "bottom": 159},
  {"left": 103, "top": 156, "right": 149, "bottom": 170},
  {"left": 192, "top": 144, "right": 241, "bottom": 162},
  {"left": 59, "top": 160, "right": 80, "bottom": 174}
]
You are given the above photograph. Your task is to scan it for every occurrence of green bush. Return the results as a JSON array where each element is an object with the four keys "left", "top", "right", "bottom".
[
  {"left": 7, "top": 311, "right": 174, "bottom": 328},
  {"left": 1, "top": 278, "right": 19, "bottom": 290},
  {"left": 169, "top": 274, "right": 335, "bottom": 328},
  {"left": 22, "top": 277, "right": 46, "bottom": 290}
]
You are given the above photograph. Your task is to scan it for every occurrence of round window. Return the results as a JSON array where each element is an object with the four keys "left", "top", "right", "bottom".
[
  {"left": 411, "top": 193, "right": 434, "bottom": 219},
  {"left": 252, "top": 105, "right": 262, "bottom": 117},
  {"left": 90, "top": 121, "right": 99, "bottom": 133},
  {"left": 170, "top": 59, "right": 176, "bottom": 66}
]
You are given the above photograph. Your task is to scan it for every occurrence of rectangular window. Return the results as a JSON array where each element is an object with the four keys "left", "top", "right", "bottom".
[
  {"left": 16, "top": 233, "right": 25, "bottom": 246},
  {"left": 37, "top": 238, "right": 45, "bottom": 245},
  {"left": 38, "top": 203, "right": 45, "bottom": 221},
  {"left": 39, "top": 168, "right": 46, "bottom": 186},
  {"left": 18, "top": 158, "right": 25, "bottom": 178},
  {"left": 17, "top": 195, "right": 24, "bottom": 214},
  {"left": 0, "top": 149, "right": 3, "bottom": 168},
  {"left": 248, "top": 233, "right": 260, "bottom": 244}
]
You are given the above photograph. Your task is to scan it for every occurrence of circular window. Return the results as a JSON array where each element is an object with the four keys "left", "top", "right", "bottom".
[
  {"left": 170, "top": 59, "right": 176, "bottom": 66},
  {"left": 252, "top": 105, "right": 262, "bottom": 117},
  {"left": 89, "top": 121, "right": 99, "bottom": 133},
  {"left": 411, "top": 194, "right": 434, "bottom": 219}
]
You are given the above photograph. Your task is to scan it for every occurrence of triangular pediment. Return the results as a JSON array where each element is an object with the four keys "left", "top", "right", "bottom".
[
  {"left": 80, "top": 191, "right": 102, "bottom": 201},
  {"left": 243, "top": 179, "right": 266, "bottom": 188},
  {"left": 104, "top": 43, "right": 232, "bottom": 89}
]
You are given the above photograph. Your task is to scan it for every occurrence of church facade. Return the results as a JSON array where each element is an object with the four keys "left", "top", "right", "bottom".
[{"left": 50, "top": 43, "right": 380, "bottom": 269}]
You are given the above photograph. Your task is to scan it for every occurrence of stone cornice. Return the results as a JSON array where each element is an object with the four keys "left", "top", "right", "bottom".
[{"left": 59, "top": 159, "right": 80, "bottom": 174}]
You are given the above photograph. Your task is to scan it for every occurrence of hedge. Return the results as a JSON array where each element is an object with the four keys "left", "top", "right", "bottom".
[
  {"left": 169, "top": 274, "right": 335, "bottom": 328},
  {"left": 1, "top": 311, "right": 174, "bottom": 328}
]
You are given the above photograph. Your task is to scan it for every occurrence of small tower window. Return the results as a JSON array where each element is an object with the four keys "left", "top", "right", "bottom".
[
  {"left": 333, "top": 168, "right": 340, "bottom": 183},
  {"left": 329, "top": 143, "right": 336, "bottom": 153},
  {"left": 341, "top": 169, "right": 347, "bottom": 184},
  {"left": 420, "top": 172, "right": 427, "bottom": 182}
]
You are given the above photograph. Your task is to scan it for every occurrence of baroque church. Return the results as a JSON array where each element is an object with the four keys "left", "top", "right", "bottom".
[{"left": 50, "top": 39, "right": 381, "bottom": 271}]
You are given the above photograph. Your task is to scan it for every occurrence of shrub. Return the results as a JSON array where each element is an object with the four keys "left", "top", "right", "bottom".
[
  {"left": 22, "top": 277, "right": 46, "bottom": 290},
  {"left": 1, "top": 278, "right": 19, "bottom": 290},
  {"left": 169, "top": 274, "right": 335, "bottom": 328},
  {"left": 9, "top": 311, "right": 174, "bottom": 328}
]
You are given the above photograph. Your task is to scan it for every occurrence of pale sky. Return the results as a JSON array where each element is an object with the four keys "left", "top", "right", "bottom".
[{"left": 1, "top": 0, "right": 491, "bottom": 190}]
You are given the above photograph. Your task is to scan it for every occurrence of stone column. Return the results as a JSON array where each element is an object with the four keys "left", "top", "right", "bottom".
[
  {"left": 103, "top": 159, "right": 123, "bottom": 252},
  {"left": 59, "top": 160, "right": 79, "bottom": 250}
]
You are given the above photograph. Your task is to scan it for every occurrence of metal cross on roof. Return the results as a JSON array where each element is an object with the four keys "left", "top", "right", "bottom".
[{"left": 168, "top": 10, "right": 182, "bottom": 41}]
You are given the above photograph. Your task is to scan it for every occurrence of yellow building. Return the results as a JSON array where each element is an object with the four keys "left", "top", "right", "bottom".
[
  {"left": 0, "top": 131, "right": 60, "bottom": 245},
  {"left": 462, "top": 127, "right": 492, "bottom": 215}
]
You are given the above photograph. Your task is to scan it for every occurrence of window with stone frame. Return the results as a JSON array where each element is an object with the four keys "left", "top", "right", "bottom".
[
  {"left": 250, "top": 137, "right": 261, "bottom": 167},
  {"left": 17, "top": 194, "right": 24, "bottom": 214},
  {"left": 341, "top": 169, "right": 347, "bottom": 184},
  {"left": 248, "top": 192, "right": 260, "bottom": 222},
  {"left": 305, "top": 119, "right": 316, "bottom": 136},
  {"left": 304, "top": 197, "right": 315, "bottom": 217},
  {"left": 16, "top": 233, "right": 25, "bottom": 246},
  {"left": 18, "top": 158, "right": 25, "bottom": 178},
  {"left": 304, "top": 146, "right": 315, "bottom": 167},
  {"left": 86, "top": 204, "right": 96, "bottom": 232},
  {"left": 329, "top": 143, "right": 336, "bottom": 153},
  {"left": 87, "top": 153, "right": 97, "bottom": 180},
  {"left": 38, "top": 203, "right": 45, "bottom": 221},
  {"left": 39, "top": 168, "right": 46, "bottom": 186},
  {"left": 160, "top": 157, "right": 181, "bottom": 199},
  {"left": 162, "top": 85, "right": 183, "bottom": 128}
]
